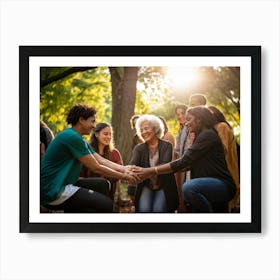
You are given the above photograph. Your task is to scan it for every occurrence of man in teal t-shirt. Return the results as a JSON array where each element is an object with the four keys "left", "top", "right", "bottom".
[
  {"left": 40, "top": 104, "right": 137, "bottom": 213},
  {"left": 41, "top": 127, "right": 95, "bottom": 205}
]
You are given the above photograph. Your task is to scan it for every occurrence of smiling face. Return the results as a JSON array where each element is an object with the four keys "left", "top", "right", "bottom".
[
  {"left": 140, "top": 121, "right": 157, "bottom": 143},
  {"left": 80, "top": 115, "right": 96, "bottom": 135},
  {"left": 175, "top": 108, "right": 187, "bottom": 125},
  {"left": 186, "top": 113, "right": 200, "bottom": 134},
  {"left": 95, "top": 125, "right": 112, "bottom": 147}
]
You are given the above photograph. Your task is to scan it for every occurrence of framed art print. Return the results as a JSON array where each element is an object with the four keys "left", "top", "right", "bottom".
[{"left": 19, "top": 45, "right": 261, "bottom": 233}]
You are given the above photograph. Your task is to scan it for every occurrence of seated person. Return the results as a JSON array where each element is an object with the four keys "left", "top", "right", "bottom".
[
  {"left": 40, "top": 104, "right": 137, "bottom": 213},
  {"left": 134, "top": 107, "right": 236, "bottom": 213},
  {"left": 129, "top": 114, "right": 179, "bottom": 213},
  {"left": 80, "top": 122, "right": 123, "bottom": 201}
]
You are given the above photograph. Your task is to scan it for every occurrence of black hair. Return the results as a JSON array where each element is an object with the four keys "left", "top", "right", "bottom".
[
  {"left": 66, "top": 104, "right": 97, "bottom": 125},
  {"left": 208, "top": 106, "right": 231, "bottom": 128},
  {"left": 187, "top": 106, "right": 216, "bottom": 129}
]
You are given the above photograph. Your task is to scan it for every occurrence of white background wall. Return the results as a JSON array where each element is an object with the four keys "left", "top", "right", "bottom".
[{"left": 0, "top": 0, "right": 279, "bottom": 279}]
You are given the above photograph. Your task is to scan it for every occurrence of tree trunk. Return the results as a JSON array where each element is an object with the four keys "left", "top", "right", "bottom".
[{"left": 110, "top": 67, "right": 138, "bottom": 164}]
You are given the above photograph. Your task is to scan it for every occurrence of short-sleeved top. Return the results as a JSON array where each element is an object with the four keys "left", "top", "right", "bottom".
[{"left": 40, "top": 128, "right": 95, "bottom": 205}]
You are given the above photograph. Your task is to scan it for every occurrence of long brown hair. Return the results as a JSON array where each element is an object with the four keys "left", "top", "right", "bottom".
[{"left": 89, "top": 122, "right": 114, "bottom": 159}]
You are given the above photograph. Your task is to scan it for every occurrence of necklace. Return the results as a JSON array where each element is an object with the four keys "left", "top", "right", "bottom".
[{"left": 149, "top": 144, "right": 158, "bottom": 157}]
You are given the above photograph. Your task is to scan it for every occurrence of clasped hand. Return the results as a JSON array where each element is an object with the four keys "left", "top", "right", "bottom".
[{"left": 124, "top": 165, "right": 154, "bottom": 183}]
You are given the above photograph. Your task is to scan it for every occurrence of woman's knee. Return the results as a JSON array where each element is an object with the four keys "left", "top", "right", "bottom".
[{"left": 182, "top": 181, "right": 196, "bottom": 199}]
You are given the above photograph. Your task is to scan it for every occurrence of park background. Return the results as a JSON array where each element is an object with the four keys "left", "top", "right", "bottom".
[
  {"left": 1, "top": 0, "right": 279, "bottom": 280},
  {"left": 40, "top": 65, "right": 240, "bottom": 166}
]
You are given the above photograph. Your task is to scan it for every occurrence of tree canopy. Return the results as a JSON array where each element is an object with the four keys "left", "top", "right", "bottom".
[{"left": 40, "top": 66, "right": 240, "bottom": 163}]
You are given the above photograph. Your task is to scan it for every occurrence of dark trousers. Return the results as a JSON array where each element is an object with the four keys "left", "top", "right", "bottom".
[
  {"left": 46, "top": 178, "right": 113, "bottom": 213},
  {"left": 76, "top": 177, "right": 111, "bottom": 195}
]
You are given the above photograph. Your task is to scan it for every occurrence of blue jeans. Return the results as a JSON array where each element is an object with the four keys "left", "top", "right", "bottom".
[
  {"left": 182, "top": 178, "right": 231, "bottom": 213},
  {"left": 138, "top": 186, "right": 167, "bottom": 213}
]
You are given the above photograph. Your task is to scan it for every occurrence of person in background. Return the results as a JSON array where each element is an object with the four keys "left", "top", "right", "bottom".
[
  {"left": 173, "top": 104, "right": 188, "bottom": 211},
  {"left": 129, "top": 114, "right": 179, "bottom": 213},
  {"left": 158, "top": 116, "right": 175, "bottom": 147},
  {"left": 174, "top": 104, "right": 188, "bottom": 160},
  {"left": 130, "top": 114, "right": 142, "bottom": 150},
  {"left": 80, "top": 122, "right": 123, "bottom": 202},
  {"left": 40, "top": 104, "right": 138, "bottom": 213},
  {"left": 127, "top": 114, "right": 142, "bottom": 204},
  {"left": 208, "top": 106, "right": 240, "bottom": 212},
  {"left": 189, "top": 93, "right": 207, "bottom": 107},
  {"left": 134, "top": 107, "right": 236, "bottom": 213},
  {"left": 40, "top": 120, "right": 54, "bottom": 160}
]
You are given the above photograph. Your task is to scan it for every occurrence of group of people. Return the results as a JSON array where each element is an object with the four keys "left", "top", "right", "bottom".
[{"left": 40, "top": 93, "right": 240, "bottom": 214}]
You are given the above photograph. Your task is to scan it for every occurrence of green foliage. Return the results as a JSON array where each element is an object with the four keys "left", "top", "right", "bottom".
[
  {"left": 40, "top": 67, "right": 71, "bottom": 81},
  {"left": 40, "top": 67, "right": 111, "bottom": 135},
  {"left": 40, "top": 66, "right": 240, "bottom": 143},
  {"left": 195, "top": 67, "right": 240, "bottom": 140}
]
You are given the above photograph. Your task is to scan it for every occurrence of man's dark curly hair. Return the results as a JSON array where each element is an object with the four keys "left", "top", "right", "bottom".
[
  {"left": 66, "top": 104, "right": 97, "bottom": 126},
  {"left": 187, "top": 106, "right": 215, "bottom": 129}
]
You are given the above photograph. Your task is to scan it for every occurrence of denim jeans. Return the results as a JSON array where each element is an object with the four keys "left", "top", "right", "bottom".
[
  {"left": 138, "top": 186, "right": 167, "bottom": 213},
  {"left": 182, "top": 177, "right": 231, "bottom": 213}
]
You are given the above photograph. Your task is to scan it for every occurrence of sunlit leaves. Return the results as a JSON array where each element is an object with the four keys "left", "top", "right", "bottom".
[
  {"left": 40, "top": 65, "right": 240, "bottom": 143},
  {"left": 40, "top": 67, "right": 111, "bottom": 135}
]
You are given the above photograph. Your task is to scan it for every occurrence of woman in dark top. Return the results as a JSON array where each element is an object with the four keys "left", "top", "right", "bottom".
[
  {"left": 129, "top": 114, "right": 179, "bottom": 213},
  {"left": 135, "top": 107, "right": 236, "bottom": 213}
]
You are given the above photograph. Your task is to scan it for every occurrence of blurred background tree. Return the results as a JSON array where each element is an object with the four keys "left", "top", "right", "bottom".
[{"left": 40, "top": 66, "right": 240, "bottom": 164}]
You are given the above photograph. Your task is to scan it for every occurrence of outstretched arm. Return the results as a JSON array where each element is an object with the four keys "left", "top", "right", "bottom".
[
  {"left": 133, "top": 162, "right": 173, "bottom": 181},
  {"left": 78, "top": 154, "right": 139, "bottom": 184}
]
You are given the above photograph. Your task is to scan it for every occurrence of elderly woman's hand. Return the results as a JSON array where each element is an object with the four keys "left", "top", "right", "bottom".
[
  {"left": 133, "top": 166, "right": 156, "bottom": 181},
  {"left": 121, "top": 167, "right": 142, "bottom": 184},
  {"left": 124, "top": 165, "right": 138, "bottom": 172}
]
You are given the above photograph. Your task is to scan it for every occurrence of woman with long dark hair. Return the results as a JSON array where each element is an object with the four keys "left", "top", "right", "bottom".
[{"left": 135, "top": 106, "right": 236, "bottom": 213}]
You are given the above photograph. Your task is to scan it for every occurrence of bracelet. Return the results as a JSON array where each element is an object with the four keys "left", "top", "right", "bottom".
[{"left": 154, "top": 167, "right": 158, "bottom": 175}]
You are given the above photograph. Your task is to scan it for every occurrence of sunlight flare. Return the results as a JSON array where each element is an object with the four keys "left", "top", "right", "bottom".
[{"left": 166, "top": 67, "right": 198, "bottom": 89}]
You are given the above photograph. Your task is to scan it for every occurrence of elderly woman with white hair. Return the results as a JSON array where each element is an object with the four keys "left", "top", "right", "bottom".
[{"left": 129, "top": 114, "right": 179, "bottom": 213}]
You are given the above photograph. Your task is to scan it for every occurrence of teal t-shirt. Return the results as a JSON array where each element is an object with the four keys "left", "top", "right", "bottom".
[{"left": 40, "top": 128, "right": 95, "bottom": 205}]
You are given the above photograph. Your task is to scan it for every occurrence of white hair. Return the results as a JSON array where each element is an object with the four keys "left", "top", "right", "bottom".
[{"left": 135, "top": 114, "right": 164, "bottom": 141}]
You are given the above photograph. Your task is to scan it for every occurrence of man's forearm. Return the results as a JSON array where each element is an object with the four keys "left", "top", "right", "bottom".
[{"left": 94, "top": 153, "right": 124, "bottom": 172}]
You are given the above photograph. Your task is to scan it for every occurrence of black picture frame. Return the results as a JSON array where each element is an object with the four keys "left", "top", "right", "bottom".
[{"left": 20, "top": 46, "right": 261, "bottom": 233}]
